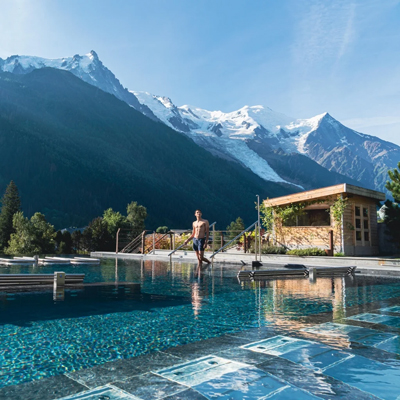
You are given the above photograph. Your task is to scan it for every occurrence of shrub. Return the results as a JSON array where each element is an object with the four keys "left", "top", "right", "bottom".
[
  {"left": 286, "top": 248, "right": 326, "bottom": 256},
  {"left": 156, "top": 226, "right": 169, "bottom": 234},
  {"left": 261, "top": 246, "right": 287, "bottom": 254},
  {"left": 144, "top": 233, "right": 172, "bottom": 251},
  {"left": 334, "top": 252, "right": 345, "bottom": 257}
]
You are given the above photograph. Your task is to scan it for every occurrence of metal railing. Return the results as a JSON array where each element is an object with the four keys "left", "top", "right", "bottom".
[
  {"left": 168, "top": 221, "right": 216, "bottom": 257},
  {"left": 210, "top": 221, "right": 258, "bottom": 259},
  {"left": 144, "top": 231, "right": 173, "bottom": 254},
  {"left": 119, "top": 230, "right": 147, "bottom": 253}
]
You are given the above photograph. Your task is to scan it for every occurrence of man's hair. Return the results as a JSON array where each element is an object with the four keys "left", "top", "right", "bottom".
[{"left": 195, "top": 209, "right": 202, "bottom": 213}]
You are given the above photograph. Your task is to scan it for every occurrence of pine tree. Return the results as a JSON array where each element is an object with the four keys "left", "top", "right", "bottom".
[
  {"left": 226, "top": 217, "right": 245, "bottom": 240},
  {"left": 0, "top": 181, "right": 21, "bottom": 251},
  {"left": 126, "top": 201, "right": 147, "bottom": 234},
  {"left": 384, "top": 162, "right": 400, "bottom": 249},
  {"left": 386, "top": 161, "right": 400, "bottom": 202}
]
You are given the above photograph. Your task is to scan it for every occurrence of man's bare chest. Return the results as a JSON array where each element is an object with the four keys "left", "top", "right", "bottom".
[{"left": 194, "top": 221, "right": 206, "bottom": 230}]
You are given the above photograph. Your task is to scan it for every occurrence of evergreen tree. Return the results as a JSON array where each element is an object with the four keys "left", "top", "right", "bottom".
[
  {"left": 0, "top": 181, "right": 21, "bottom": 251},
  {"left": 60, "top": 231, "right": 73, "bottom": 254},
  {"left": 5, "top": 212, "right": 56, "bottom": 255},
  {"left": 384, "top": 162, "right": 400, "bottom": 248},
  {"left": 126, "top": 201, "right": 147, "bottom": 234},
  {"left": 30, "top": 212, "right": 56, "bottom": 254},
  {"left": 71, "top": 230, "right": 83, "bottom": 253},
  {"left": 82, "top": 217, "right": 113, "bottom": 252},
  {"left": 226, "top": 217, "right": 245, "bottom": 240},
  {"left": 386, "top": 161, "right": 400, "bottom": 202},
  {"left": 103, "top": 208, "right": 129, "bottom": 239}
]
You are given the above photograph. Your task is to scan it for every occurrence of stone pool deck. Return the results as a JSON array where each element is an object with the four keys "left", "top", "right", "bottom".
[
  {"left": 92, "top": 249, "right": 400, "bottom": 276},
  {"left": 2, "top": 289, "right": 400, "bottom": 399}
]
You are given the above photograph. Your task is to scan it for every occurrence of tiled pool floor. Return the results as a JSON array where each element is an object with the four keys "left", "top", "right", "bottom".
[{"left": 2, "top": 298, "right": 400, "bottom": 400}]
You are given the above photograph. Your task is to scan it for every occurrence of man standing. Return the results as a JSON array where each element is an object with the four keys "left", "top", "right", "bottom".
[{"left": 184, "top": 209, "right": 210, "bottom": 265}]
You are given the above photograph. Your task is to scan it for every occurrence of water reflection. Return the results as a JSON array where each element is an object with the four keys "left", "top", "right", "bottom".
[{"left": 1, "top": 259, "right": 400, "bottom": 391}]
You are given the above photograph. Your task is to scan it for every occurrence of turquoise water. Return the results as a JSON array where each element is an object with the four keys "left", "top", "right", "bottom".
[{"left": 1, "top": 259, "right": 400, "bottom": 392}]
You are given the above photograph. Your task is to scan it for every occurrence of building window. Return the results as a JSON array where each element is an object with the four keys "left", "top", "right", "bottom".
[
  {"left": 355, "top": 205, "right": 370, "bottom": 245},
  {"left": 283, "top": 209, "right": 331, "bottom": 227}
]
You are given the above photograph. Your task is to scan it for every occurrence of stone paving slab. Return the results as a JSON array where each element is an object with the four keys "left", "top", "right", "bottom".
[
  {"left": 0, "top": 374, "right": 87, "bottom": 400},
  {"left": 257, "top": 357, "right": 381, "bottom": 400},
  {"left": 66, "top": 351, "right": 181, "bottom": 389},
  {"left": 58, "top": 385, "right": 140, "bottom": 400},
  {"left": 111, "top": 373, "right": 188, "bottom": 400}
]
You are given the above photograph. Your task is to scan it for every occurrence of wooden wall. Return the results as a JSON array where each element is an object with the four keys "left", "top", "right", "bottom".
[
  {"left": 273, "top": 194, "right": 380, "bottom": 255},
  {"left": 343, "top": 196, "right": 379, "bottom": 256}
]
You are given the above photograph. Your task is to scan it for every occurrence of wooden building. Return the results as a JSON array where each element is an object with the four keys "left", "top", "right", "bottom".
[{"left": 264, "top": 184, "right": 385, "bottom": 256}]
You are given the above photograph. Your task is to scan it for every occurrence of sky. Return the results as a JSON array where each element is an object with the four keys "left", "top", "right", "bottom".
[{"left": 1, "top": 0, "right": 399, "bottom": 144}]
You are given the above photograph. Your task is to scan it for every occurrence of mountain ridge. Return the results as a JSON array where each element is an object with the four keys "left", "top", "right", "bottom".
[
  {"left": 0, "top": 68, "right": 298, "bottom": 229},
  {"left": 1, "top": 51, "right": 398, "bottom": 196}
]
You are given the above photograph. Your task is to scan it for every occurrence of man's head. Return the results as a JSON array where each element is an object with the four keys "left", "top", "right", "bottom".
[{"left": 195, "top": 209, "right": 202, "bottom": 218}]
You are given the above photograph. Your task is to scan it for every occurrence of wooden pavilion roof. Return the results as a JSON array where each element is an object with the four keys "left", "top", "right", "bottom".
[{"left": 264, "top": 183, "right": 385, "bottom": 207}]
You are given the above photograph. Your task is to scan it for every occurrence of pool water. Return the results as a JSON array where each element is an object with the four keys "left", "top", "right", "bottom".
[{"left": 1, "top": 259, "right": 400, "bottom": 398}]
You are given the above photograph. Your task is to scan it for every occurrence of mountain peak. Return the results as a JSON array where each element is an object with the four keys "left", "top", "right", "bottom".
[
  {"left": 88, "top": 50, "right": 99, "bottom": 60},
  {"left": 318, "top": 112, "right": 342, "bottom": 128}
]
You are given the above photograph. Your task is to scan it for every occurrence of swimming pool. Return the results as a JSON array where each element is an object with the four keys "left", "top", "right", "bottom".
[{"left": 1, "top": 259, "right": 400, "bottom": 399}]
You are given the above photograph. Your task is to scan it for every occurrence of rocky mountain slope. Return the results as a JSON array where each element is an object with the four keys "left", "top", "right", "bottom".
[
  {"left": 0, "top": 68, "right": 296, "bottom": 229},
  {"left": 1, "top": 51, "right": 397, "bottom": 195},
  {"left": 0, "top": 51, "right": 157, "bottom": 120},
  {"left": 133, "top": 93, "right": 400, "bottom": 194}
]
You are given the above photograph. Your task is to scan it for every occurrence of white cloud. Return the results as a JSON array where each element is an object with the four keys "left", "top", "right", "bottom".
[
  {"left": 343, "top": 116, "right": 400, "bottom": 130},
  {"left": 343, "top": 116, "right": 400, "bottom": 146},
  {"left": 292, "top": 0, "right": 357, "bottom": 69}
]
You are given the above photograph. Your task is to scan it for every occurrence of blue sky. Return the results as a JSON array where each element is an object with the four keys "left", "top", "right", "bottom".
[{"left": 1, "top": 0, "right": 399, "bottom": 144}]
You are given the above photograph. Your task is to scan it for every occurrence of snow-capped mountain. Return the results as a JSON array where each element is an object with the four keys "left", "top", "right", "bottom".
[
  {"left": 2, "top": 51, "right": 399, "bottom": 194},
  {"left": 132, "top": 92, "right": 400, "bottom": 193},
  {"left": 0, "top": 51, "right": 157, "bottom": 120}
]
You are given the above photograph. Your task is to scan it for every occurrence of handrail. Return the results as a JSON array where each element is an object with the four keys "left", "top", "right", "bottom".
[
  {"left": 168, "top": 221, "right": 216, "bottom": 256},
  {"left": 144, "top": 231, "right": 172, "bottom": 254},
  {"left": 120, "top": 231, "right": 146, "bottom": 253},
  {"left": 210, "top": 221, "right": 257, "bottom": 259}
]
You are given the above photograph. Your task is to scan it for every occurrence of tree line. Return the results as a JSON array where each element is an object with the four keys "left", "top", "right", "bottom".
[
  {"left": 2, "top": 162, "right": 398, "bottom": 256},
  {"left": 384, "top": 161, "right": 400, "bottom": 248},
  {"left": 0, "top": 181, "right": 147, "bottom": 255}
]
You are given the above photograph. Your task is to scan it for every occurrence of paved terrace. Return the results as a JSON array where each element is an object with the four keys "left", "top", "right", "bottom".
[{"left": 92, "top": 249, "right": 400, "bottom": 276}]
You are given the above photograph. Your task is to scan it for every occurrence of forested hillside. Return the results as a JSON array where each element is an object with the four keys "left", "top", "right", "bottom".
[{"left": 0, "top": 68, "right": 296, "bottom": 229}]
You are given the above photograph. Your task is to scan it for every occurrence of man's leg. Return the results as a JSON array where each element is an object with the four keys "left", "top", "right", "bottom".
[
  {"left": 200, "top": 251, "right": 210, "bottom": 264},
  {"left": 200, "top": 240, "right": 210, "bottom": 264},
  {"left": 195, "top": 250, "right": 202, "bottom": 265}
]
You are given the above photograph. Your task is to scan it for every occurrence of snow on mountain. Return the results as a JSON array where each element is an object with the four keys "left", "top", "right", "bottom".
[
  {"left": 133, "top": 90, "right": 327, "bottom": 154},
  {"left": 1, "top": 50, "right": 399, "bottom": 193},
  {"left": 132, "top": 92, "right": 299, "bottom": 185},
  {"left": 133, "top": 91, "right": 400, "bottom": 193},
  {"left": 0, "top": 51, "right": 157, "bottom": 120}
]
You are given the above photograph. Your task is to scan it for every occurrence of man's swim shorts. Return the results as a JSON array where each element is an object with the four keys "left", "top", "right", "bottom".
[{"left": 193, "top": 237, "right": 206, "bottom": 251}]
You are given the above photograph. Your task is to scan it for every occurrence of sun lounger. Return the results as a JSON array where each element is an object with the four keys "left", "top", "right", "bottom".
[
  {"left": 0, "top": 258, "right": 35, "bottom": 266},
  {"left": 237, "top": 266, "right": 356, "bottom": 282},
  {"left": 71, "top": 257, "right": 100, "bottom": 265},
  {"left": 238, "top": 269, "right": 308, "bottom": 282},
  {"left": 307, "top": 266, "right": 357, "bottom": 276},
  {"left": 0, "top": 273, "right": 85, "bottom": 286}
]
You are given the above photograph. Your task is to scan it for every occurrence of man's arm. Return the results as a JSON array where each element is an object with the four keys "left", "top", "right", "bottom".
[
  {"left": 204, "top": 220, "right": 210, "bottom": 248},
  {"left": 184, "top": 223, "right": 195, "bottom": 245}
]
